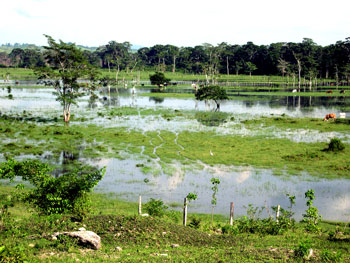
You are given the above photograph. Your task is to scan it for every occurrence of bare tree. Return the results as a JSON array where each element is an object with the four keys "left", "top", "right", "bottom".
[{"left": 277, "top": 58, "right": 289, "bottom": 77}]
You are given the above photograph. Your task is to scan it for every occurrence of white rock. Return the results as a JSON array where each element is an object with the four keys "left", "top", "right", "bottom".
[{"left": 55, "top": 230, "right": 101, "bottom": 250}]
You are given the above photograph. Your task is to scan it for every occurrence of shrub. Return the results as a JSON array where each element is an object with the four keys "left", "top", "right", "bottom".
[
  {"left": 0, "top": 159, "right": 105, "bottom": 219},
  {"left": 302, "top": 189, "right": 321, "bottom": 233},
  {"left": 326, "top": 138, "right": 345, "bottom": 152},
  {"left": 188, "top": 217, "right": 201, "bottom": 229},
  {"left": 145, "top": 198, "right": 168, "bottom": 217}
]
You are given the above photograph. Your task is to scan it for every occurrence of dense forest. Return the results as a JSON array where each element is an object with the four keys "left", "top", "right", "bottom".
[{"left": 1, "top": 38, "right": 350, "bottom": 82}]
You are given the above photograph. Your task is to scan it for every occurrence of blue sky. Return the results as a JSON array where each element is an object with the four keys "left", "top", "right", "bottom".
[{"left": 1, "top": 0, "right": 349, "bottom": 47}]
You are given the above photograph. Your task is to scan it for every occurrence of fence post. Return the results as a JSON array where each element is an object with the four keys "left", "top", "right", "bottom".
[
  {"left": 138, "top": 195, "right": 142, "bottom": 215},
  {"left": 276, "top": 204, "right": 280, "bottom": 223},
  {"left": 230, "top": 202, "right": 234, "bottom": 226},
  {"left": 183, "top": 198, "right": 188, "bottom": 226}
]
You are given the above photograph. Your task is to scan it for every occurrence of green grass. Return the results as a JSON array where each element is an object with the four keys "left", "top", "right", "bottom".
[
  {"left": 1, "top": 112, "right": 349, "bottom": 178},
  {"left": 0, "top": 68, "right": 340, "bottom": 85},
  {"left": 1, "top": 184, "right": 350, "bottom": 262},
  {"left": 0, "top": 68, "right": 37, "bottom": 80},
  {"left": 242, "top": 116, "right": 350, "bottom": 133}
]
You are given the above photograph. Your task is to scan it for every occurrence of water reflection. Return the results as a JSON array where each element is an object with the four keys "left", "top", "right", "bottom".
[
  {"left": 194, "top": 111, "right": 229, "bottom": 126},
  {"left": 149, "top": 97, "right": 165, "bottom": 104},
  {"left": 2, "top": 87, "right": 350, "bottom": 120},
  {"left": 94, "top": 157, "right": 350, "bottom": 221}
]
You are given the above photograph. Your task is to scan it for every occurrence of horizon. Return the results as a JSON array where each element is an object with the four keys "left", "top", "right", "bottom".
[{"left": 0, "top": 37, "right": 348, "bottom": 50}]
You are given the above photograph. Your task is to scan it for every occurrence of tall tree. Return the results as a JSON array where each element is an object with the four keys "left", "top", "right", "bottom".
[
  {"left": 166, "top": 45, "right": 179, "bottom": 73},
  {"left": 35, "top": 35, "right": 99, "bottom": 123},
  {"left": 277, "top": 58, "right": 289, "bottom": 77},
  {"left": 9, "top": 48, "right": 25, "bottom": 67}
]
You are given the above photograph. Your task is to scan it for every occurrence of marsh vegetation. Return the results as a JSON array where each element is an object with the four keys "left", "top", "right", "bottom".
[{"left": 1, "top": 64, "right": 350, "bottom": 261}]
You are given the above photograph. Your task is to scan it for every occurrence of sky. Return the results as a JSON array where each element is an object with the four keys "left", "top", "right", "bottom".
[{"left": 1, "top": 0, "right": 349, "bottom": 48}]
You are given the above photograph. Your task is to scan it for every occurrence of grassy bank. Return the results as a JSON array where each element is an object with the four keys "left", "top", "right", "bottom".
[{"left": 1, "top": 185, "right": 349, "bottom": 262}]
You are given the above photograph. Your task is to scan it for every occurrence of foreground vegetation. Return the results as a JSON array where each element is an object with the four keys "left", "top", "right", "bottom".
[{"left": 1, "top": 183, "right": 350, "bottom": 262}]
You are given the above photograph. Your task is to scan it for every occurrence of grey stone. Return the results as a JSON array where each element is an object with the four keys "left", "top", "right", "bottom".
[{"left": 53, "top": 230, "right": 101, "bottom": 250}]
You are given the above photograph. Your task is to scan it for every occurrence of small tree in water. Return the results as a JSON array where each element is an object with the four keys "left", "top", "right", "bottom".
[
  {"left": 35, "top": 35, "right": 99, "bottom": 123},
  {"left": 149, "top": 72, "right": 170, "bottom": 87},
  {"left": 195, "top": 85, "right": 228, "bottom": 111}
]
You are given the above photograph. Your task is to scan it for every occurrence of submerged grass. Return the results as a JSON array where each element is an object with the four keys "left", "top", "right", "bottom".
[
  {"left": 0, "top": 114, "right": 349, "bottom": 178},
  {"left": 242, "top": 116, "right": 350, "bottom": 133}
]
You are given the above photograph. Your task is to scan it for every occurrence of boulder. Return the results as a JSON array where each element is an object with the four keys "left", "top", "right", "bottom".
[{"left": 52, "top": 230, "right": 101, "bottom": 250}]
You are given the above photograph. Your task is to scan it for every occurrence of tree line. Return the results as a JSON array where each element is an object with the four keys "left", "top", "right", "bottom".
[{"left": 1, "top": 37, "right": 350, "bottom": 81}]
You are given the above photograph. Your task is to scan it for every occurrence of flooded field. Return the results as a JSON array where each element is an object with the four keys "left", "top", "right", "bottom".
[
  {"left": 1, "top": 85, "right": 350, "bottom": 221},
  {"left": 94, "top": 157, "right": 350, "bottom": 221}
]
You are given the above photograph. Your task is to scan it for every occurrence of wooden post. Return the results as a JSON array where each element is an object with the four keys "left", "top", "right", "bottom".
[
  {"left": 276, "top": 205, "right": 280, "bottom": 223},
  {"left": 183, "top": 198, "right": 188, "bottom": 226},
  {"left": 138, "top": 195, "right": 142, "bottom": 215},
  {"left": 229, "top": 202, "right": 234, "bottom": 226}
]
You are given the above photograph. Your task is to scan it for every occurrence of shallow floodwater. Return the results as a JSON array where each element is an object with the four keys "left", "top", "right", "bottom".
[
  {"left": 93, "top": 157, "right": 350, "bottom": 221},
  {"left": 1, "top": 87, "right": 349, "bottom": 143},
  {"left": 1, "top": 86, "right": 350, "bottom": 221},
  {"left": 1, "top": 86, "right": 349, "bottom": 118}
]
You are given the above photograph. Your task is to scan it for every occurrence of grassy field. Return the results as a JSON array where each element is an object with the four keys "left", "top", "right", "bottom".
[
  {"left": 0, "top": 68, "right": 37, "bottom": 80},
  {"left": 0, "top": 68, "right": 341, "bottom": 85},
  {"left": 1, "top": 184, "right": 349, "bottom": 262}
]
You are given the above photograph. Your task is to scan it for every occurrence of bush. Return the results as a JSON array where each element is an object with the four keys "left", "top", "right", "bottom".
[
  {"left": 326, "top": 138, "right": 345, "bottom": 152},
  {"left": 0, "top": 159, "right": 105, "bottom": 218},
  {"left": 188, "top": 217, "right": 201, "bottom": 229},
  {"left": 145, "top": 198, "right": 168, "bottom": 217},
  {"left": 149, "top": 72, "right": 170, "bottom": 87}
]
